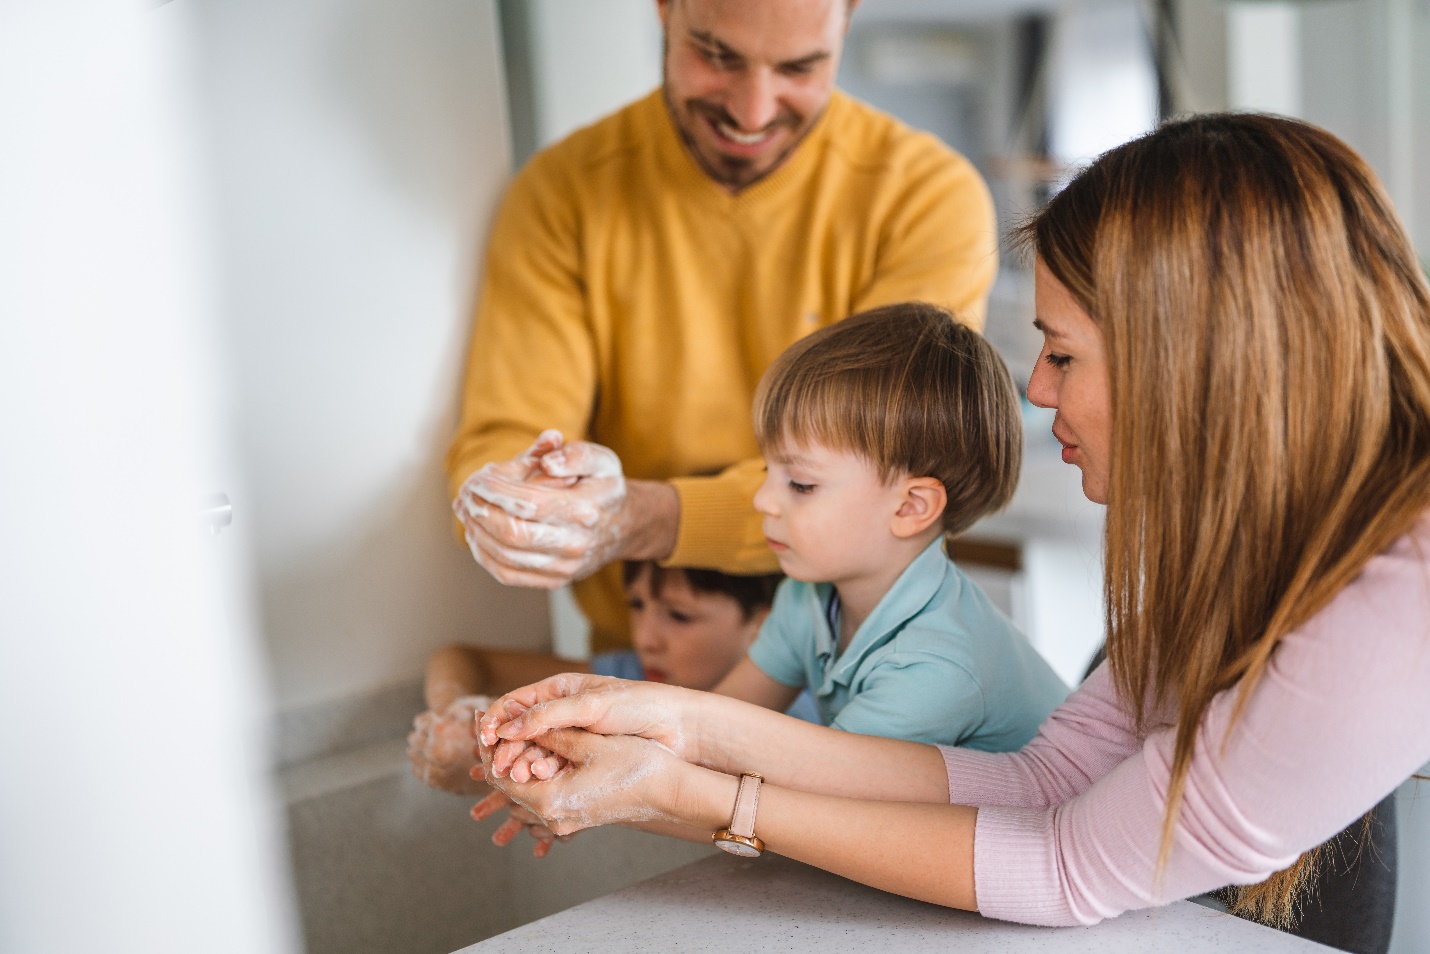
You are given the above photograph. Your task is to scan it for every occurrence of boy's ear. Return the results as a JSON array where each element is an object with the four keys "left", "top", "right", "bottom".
[{"left": 891, "top": 477, "right": 947, "bottom": 539}]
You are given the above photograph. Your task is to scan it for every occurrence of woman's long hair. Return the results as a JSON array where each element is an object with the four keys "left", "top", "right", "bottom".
[{"left": 1022, "top": 114, "right": 1430, "bottom": 926}]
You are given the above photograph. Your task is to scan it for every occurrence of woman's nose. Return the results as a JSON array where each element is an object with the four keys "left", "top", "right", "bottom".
[{"left": 1026, "top": 359, "right": 1056, "bottom": 409}]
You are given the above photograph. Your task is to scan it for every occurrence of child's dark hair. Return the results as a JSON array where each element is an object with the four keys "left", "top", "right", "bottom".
[
  {"left": 622, "top": 562, "right": 781, "bottom": 620},
  {"left": 753, "top": 302, "right": 1022, "bottom": 535}
]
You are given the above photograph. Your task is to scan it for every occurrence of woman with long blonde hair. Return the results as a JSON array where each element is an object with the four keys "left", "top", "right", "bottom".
[{"left": 471, "top": 114, "right": 1430, "bottom": 942}]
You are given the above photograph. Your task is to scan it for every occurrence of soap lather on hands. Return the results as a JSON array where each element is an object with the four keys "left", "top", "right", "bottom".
[
  {"left": 406, "top": 694, "right": 492, "bottom": 796},
  {"left": 453, "top": 430, "right": 629, "bottom": 588},
  {"left": 465, "top": 689, "right": 580, "bottom": 857},
  {"left": 470, "top": 676, "right": 693, "bottom": 853},
  {"left": 474, "top": 681, "right": 687, "bottom": 839}
]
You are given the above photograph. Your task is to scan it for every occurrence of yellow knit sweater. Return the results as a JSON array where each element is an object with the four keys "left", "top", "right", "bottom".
[{"left": 448, "top": 89, "right": 997, "bottom": 651}]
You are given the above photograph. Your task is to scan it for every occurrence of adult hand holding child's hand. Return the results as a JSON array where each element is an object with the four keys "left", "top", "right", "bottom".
[
  {"left": 453, "top": 431, "right": 630, "bottom": 588},
  {"left": 476, "top": 723, "right": 684, "bottom": 838},
  {"left": 477, "top": 673, "right": 696, "bottom": 778}
]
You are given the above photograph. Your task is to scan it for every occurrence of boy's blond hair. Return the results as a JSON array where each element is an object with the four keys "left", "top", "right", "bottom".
[{"left": 753, "top": 302, "right": 1021, "bottom": 535}]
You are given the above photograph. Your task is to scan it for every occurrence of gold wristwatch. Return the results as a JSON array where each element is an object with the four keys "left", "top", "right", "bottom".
[{"left": 712, "top": 772, "right": 765, "bottom": 858}]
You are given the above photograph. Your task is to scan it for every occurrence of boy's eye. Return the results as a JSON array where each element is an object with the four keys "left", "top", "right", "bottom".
[
  {"left": 1044, "top": 352, "right": 1072, "bottom": 370},
  {"left": 789, "top": 480, "right": 815, "bottom": 494},
  {"left": 627, "top": 597, "right": 646, "bottom": 612},
  {"left": 668, "top": 609, "right": 694, "bottom": 624}
]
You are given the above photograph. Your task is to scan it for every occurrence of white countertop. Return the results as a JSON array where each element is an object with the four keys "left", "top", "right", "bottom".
[{"left": 455, "top": 853, "right": 1334, "bottom": 952}]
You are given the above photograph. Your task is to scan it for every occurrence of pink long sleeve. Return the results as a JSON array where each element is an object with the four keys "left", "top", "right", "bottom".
[{"left": 941, "top": 513, "right": 1430, "bottom": 926}]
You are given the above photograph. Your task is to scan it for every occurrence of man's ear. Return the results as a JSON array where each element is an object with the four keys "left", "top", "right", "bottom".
[{"left": 891, "top": 477, "right": 946, "bottom": 539}]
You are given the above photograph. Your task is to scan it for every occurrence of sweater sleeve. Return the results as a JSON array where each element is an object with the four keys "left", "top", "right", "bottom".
[
  {"left": 667, "top": 458, "right": 780, "bottom": 572},
  {"left": 951, "top": 519, "right": 1430, "bottom": 926},
  {"left": 444, "top": 156, "right": 597, "bottom": 500}
]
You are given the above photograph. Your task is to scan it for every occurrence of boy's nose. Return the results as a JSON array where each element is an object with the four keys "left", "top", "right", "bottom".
[
  {"left": 630, "top": 615, "right": 665, "bottom": 652},
  {"left": 753, "top": 473, "right": 777, "bottom": 515}
]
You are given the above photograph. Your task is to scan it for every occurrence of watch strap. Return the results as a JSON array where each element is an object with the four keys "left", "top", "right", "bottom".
[{"left": 729, "top": 772, "right": 762, "bottom": 839}]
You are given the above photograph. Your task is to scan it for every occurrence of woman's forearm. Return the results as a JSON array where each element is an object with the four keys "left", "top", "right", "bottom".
[
  {"left": 673, "top": 762, "right": 978, "bottom": 910},
  {"left": 690, "top": 691, "right": 951, "bottom": 804}
]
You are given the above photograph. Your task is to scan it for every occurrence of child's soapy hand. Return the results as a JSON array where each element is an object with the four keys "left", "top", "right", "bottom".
[
  {"left": 453, "top": 432, "right": 630, "bottom": 589},
  {"left": 469, "top": 790, "right": 569, "bottom": 858},
  {"left": 406, "top": 695, "right": 491, "bottom": 796}
]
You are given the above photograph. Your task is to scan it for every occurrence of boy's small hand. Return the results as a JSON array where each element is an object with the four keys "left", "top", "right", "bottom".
[
  {"left": 406, "top": 695, "right": 491, "bottom": 796},
  {"left": 470, "top": 790, "right": 569, "bottom": 857}
]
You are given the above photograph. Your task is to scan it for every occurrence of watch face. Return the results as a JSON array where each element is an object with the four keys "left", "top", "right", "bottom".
[{"left": 715, "top": 840, "right": 761, "bottom": 858}]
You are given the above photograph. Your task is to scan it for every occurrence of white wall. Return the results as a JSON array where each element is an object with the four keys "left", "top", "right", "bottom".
[
  {"left": 525, "top": 0, "right": 663, "bottom": 148},
  {"left": 1226, "top": 2, "right": 1301, "bottom": 117},
  {"left": 1047, "top": 0, "right": 1158, "bottom": 167},
  {"left": 1298, "top": 0, "right": 1426, "bottom": 253},
  {"left": 194, "top": 0, "right": 549, "bottom": 715},
  {"left": 1223, "top": 0, "right": 1430, "bottom": 253},
  {"left": 0, "top": 4, "right": 296, "bottom": 952}
]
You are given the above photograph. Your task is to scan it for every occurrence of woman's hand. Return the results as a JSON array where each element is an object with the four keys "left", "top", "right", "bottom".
[
  {"left": 477, "top": 674, "right": 701, "bottom": 778},
  {"left": 477, "top": 725, "right": 685, "bottom": 837},
  {"left": 406, "top": 695, "right": 491, "bottom": 796}
]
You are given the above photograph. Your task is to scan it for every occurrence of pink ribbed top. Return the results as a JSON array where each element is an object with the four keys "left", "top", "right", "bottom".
[{"left": 941, "top": 513, "right": 1430, "bottom": 926}]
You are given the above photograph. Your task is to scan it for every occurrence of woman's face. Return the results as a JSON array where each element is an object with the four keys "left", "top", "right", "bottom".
[{"left": 1027, "top": 260, "right": 1112, "bottom": 504}]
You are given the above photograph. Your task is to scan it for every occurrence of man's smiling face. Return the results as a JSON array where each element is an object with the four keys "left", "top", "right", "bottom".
[{"left": 658, "top": 0, "right": 853, "bottom": 192}]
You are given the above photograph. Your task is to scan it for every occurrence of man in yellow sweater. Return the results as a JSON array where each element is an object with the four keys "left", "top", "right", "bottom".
[{"left": 448, "top": 0, "right": 998, "bottom": 653}]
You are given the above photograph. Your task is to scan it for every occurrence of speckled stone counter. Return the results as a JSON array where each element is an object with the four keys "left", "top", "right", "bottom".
[{"left": 453, "top": 852, "right": 1333, "bottom": 952}]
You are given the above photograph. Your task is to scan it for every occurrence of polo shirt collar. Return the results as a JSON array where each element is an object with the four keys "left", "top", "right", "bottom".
[{"left": 810, "top": 536, "right": 952, "bottom": 690}]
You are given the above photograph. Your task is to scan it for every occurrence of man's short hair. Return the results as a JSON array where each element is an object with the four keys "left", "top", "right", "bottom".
[{"left": 753, "top": 302, "right": 1022, "bottom": 535}]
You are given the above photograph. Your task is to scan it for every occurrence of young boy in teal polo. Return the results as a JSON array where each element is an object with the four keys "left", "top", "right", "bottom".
[{"left": 712, "top": 302, "right": 1067, "bottom": 749}]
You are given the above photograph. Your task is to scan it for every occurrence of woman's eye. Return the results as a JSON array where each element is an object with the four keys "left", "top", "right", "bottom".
[
  {"left": 1044, "top": 352, "right": 1072, "bottom": 370},
  {"left": 789, "top": 481, "right": 815, "bottom": 494}
]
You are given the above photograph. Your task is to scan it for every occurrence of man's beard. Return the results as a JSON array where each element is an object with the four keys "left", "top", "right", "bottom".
[
  {"left": 660, "top": 51, "right": 821, "bottom": 191},
  {"left": 663, "top": 89, "right": 816, "bottom": 190}
]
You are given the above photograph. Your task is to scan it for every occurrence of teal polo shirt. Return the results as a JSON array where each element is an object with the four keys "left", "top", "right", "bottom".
[{"left": 747, "top": 536, "right": 1068, "bottom": 750}]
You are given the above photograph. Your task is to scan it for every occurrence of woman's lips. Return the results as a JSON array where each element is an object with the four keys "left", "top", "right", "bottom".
[{"left": 1052, "top": 425, "right": 1078, "bottom": 464}]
